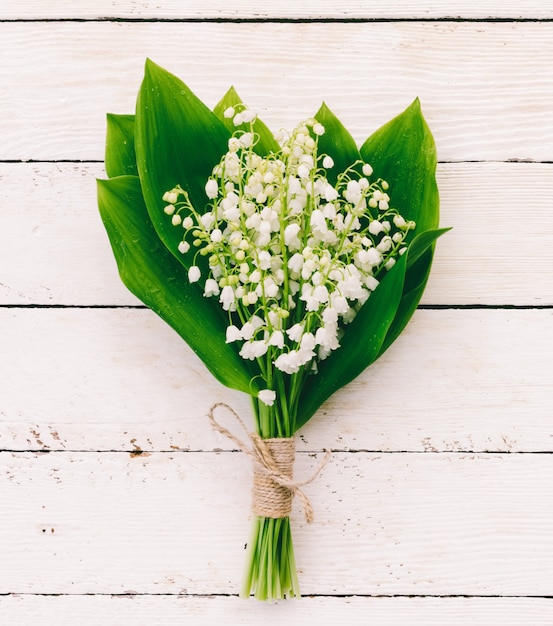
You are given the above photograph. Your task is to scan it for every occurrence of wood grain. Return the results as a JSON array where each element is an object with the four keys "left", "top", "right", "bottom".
[
  {"left": 1, "top": 22, "right": 552, "bottom": 161},
  {"left": 2, "top": 451, "right": 553, "bottom": 596},
  {"left": 1, "top": 308, "right": 551, "bottom": 453},
  {"left": 2, "top": 1, "right": 553, "bottom": 20},
  {"left": 1, "top": 595, "right": 552, "bottom": 625}
]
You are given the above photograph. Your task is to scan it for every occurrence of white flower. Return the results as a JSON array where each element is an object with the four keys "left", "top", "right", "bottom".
[
  {"left": 162, "top": 190, "right": 178, "bottom": 204},
  {"left": 205, "top": 179, "right": 218, "bottom": 199},
  {"left": 377, "top": 236, "right": 393, "bottom": 253},
  {"left": 393, "top": 215, "right": 406, "bottom": 229},
  {"left": 362, "top": 163, "right": 373, "bottom": 176},
  {"left": 365, "top": 247, "right": 383, "bottom": 266},
  {"left": 210, "top": 229, "right": 223, "bottom": 243},
  {"left": 284, "top": 223, "right": 302, "bottom": 251},
  {"left": 322, "top": 307, "right": 339, "bottom": 324},
  {"left": 324, "top": 185, "right": 339, "bottom": 202},
  {"left": 241, "top": 109, "right": 257, "bottom": 123},
  {"left": 368, "top": 220, "right": 384, "bottom": 236},
  {"left": 300, "top": 332, "right": 316, "bottom": 352},
  {"left": 257, "top": 250, "right": 272, "bottom": 270},
  {"left": 226, "top": 325, "right": 242, "bottom": 342},
  {"left": 228, "top": 137, "right": 240, "bottom": 152},
  {"left": 171, "top": 214, "right": 182, "bottom": 226},
  {"left": 268, "top": 330, "right": 285, "bottom": 349},
  {"left": 178, "top": 241, "right": 190, "bottom": 254},
  {"left": 297, "top": 164, "right": 310, "bottom": 179},
  {"left": 188, "top": 266, "right": 201, "bottom": 283},
  {"left": 315, "top": 325, "right": 340, "bottom": 351},
  {"left": 274, "top": 350, "right": 304, "bottom": 374},
  {"left": 241, "top": 315, "right": 264, "bottom": 340},
  {"left": 286, "top": 323, "right": 304, "bottom": 342},
  {"left": 204, "top": 278, "right": 220, "bottom": 297},
  {"left": 223, "top": 106, "right": 235, "bottom": 119},
  {"left": 258, "top": 389, "right": 276, "bottom": 406},
  {"left": 240, "top": 132, "right": 254, "bottom": 148},
  {"left": 220, "top": 285, "right": 235, "bottom": 310},
  {"left": 240, "top": 339, "right": 269, "bottom": 360},
  {"left": 322, "top": 155, "right": 334, "bottom": 169},
  {"left": 364, "top": 275, "right": 380, "bottom": 291},
  {"left": 313, "top": 123, "right": 325, "bottom": 136},
  {"left": 200, "top": 212, "right": 215, "bottom": 230},
  {"left": 288, "top": 252, "right": 304, "bottom": 275}
]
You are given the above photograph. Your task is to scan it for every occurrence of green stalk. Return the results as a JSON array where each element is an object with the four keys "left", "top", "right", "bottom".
[
  {"left": 241, "top": 516, "right": 300, "bottom": 601},
  {"left": 241, "top": 398, "right": 301, "bottom": 601}
]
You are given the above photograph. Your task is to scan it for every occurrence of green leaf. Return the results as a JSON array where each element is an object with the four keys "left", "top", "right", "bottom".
[
  {"left": 313, "top": 102, "right": 361, "bottom": 184},
  {"left": 97, "top": 174, "right": 259, "bottom": 395},
  {"left": 361, "top": 98, "right": 439, "bottom": 235},
  {"left": 135, "top": 59, "right": 230, "bottom": 265},
  {"left": 377, "top": 249, "right": 432, "bottom": 357},
  {"left": 295, "top": 253, "right": 408, "bottom": 429},
  {"left": 105, "top": 114, "right": 137, "bottom": 178},
  {"left": 213, "top": 86, "right": 279, "bottom": 156},
  {"left": 406, "top": 227, "right": 451, "bottom": 269},
  {"left": 360, "top": 99, "right": 444, "bottom": 359}
]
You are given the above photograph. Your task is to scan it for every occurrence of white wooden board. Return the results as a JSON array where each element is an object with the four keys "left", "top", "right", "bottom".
[
  {"left": 2, "top": 162, "right": 552, "bottom": 306},
  {"left": 2, "top": 595, "right": 553, "bottom": 626},
  {"left": 1, "top": 308, "right": 551, "bottom": 453},
  {"left": 2, "top": 22, "right": 553, "bottom": 161},
  {"left": 2, "top": 1, "right": 553, "bottom": 20},
  {"left": 2, "top": 451, "right": 553, "bottom": 596}
]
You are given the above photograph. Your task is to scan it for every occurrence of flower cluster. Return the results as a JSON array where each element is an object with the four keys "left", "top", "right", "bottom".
[{"left": 163, "top": 108, "right": 414, "bottom": 404}]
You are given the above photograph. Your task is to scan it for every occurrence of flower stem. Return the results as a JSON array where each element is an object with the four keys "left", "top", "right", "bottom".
[{"left": 241, "top": 515, "right": 300, "bottom": 601}]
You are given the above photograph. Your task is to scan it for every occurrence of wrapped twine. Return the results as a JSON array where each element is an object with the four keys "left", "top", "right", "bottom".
[{"left": 208, "top": 402, "right": 331, "bottom": 523}]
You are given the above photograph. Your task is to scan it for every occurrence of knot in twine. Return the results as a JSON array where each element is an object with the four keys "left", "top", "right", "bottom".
[{"left": 208, "top": 402, "right": 331, "bottom": 523}]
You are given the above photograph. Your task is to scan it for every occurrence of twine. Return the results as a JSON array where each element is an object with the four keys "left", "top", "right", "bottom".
[{"left": 208, "top": 402, "right": 331, "bottom": 523}]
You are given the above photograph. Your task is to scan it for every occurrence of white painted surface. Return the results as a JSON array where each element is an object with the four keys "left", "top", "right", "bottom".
[
  {"left": 1, "top": 596, "right": 552, "bottom": 626},
  {"left": 2, "top": 22, "right": 553, "bottom": 161},
  {"left": 0, "top": 308, "right": 551, "bottom": 452},
  {"left": 1, "top": 0, "right": 553, "bottom": 19},
  {"left": 1, "top": 2, "right": 552, "bottom": 623},
  {"left": 3, "top": 452, "right": 553, "bottom": 595}
]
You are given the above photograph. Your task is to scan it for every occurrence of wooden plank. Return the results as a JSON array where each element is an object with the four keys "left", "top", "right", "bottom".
[
  {"left": 2, "top": 0, "right": 553, "bottom": 20},
  {"left": 1, "top": 595, "right": 552, "bottom": 625},
  {"left": 2, "top": 162, "right": 552, "bottom": 306},
  {"left": 1, "top": 22, "right": 552, "bottom": 161},
  {"left": 2, "top": 451, "right": 553, "bottom": 595},
  {"left": 1, "top": 308, "right": 551, "bottom": 452}
]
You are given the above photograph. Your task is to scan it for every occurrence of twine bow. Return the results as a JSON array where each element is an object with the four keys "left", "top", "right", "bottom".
[{"left": 208, "top": 402, "right": 331, "bottom": 523}]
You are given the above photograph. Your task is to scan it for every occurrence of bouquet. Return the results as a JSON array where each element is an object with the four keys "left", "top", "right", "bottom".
[{"left": 97, "top": 59, "right": 447, "bottom": 601}]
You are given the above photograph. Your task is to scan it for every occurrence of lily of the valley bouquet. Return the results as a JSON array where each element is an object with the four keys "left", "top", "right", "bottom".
[{"left": 98, "top": 59, "right": 447, "bottom": 601}]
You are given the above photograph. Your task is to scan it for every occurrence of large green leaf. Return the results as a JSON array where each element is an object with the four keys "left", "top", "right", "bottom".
[
  {"left": 313, "top": 102, "right": 360, "bottom": 185},
  {"left": 360, "top": 99, "right": 442, "bottom": 359},
  {"left": 135, "top": 59, "right": 231, "bottom": 267},
  {"left": 97, "top": 175, "right": 259, "bottom": 395},
  {"left": 213, "top": 86, "right": 279, "bottom": 156},
  {"left": 295, "top": 253, "right": 408, "bottom": 428},
  {"left": 105, "top": 114, "right": 137, "bottom": 178},
  {"left": 361, "top": 98, "right": 439, "bottom": 235}
]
